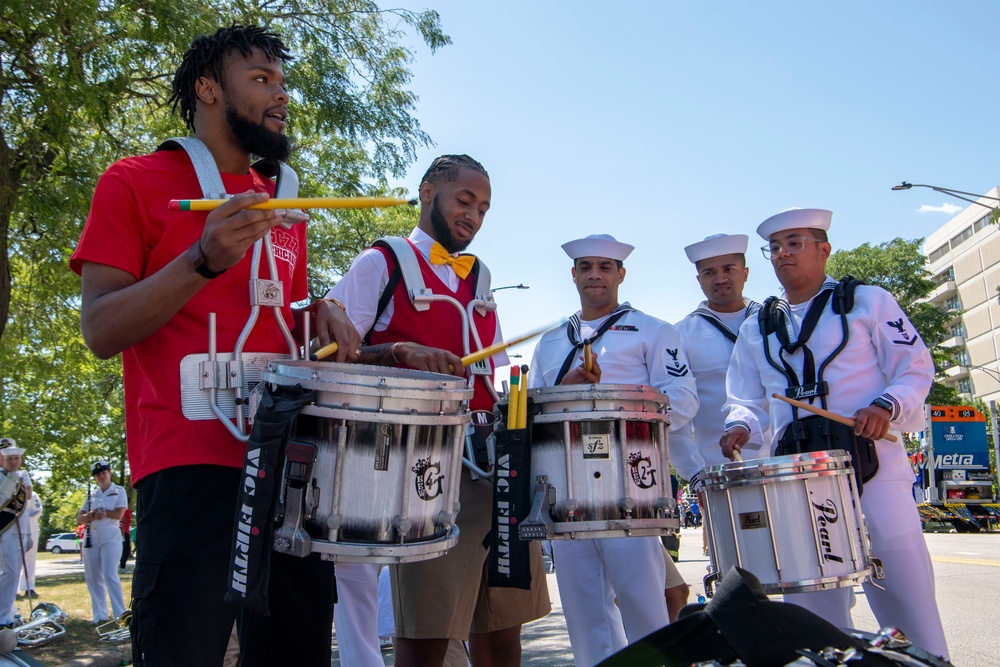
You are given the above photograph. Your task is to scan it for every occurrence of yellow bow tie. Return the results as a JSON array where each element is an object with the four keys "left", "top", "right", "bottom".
[{"left": 429, "top": 242, "right": 476, "bottom": 279}]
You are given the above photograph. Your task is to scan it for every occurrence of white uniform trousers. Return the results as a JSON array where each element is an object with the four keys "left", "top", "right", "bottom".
[
  {"left": 82, "top": 526, "right": 126, "bottom": 622},
  {"left": 333, "top": 561, "right": 385, "bottom": 667},
  {"left": 783, "top": 477, "right": 949, "bottom": 660},
  {"left": 19, "top": 538, "right": 37, "bottom": 592},
  {"left": 553, "top": 535, "right": 668, "bottom": 667},
  {"left": 0, "top": 529, "right": 27, "bottom": 624}
]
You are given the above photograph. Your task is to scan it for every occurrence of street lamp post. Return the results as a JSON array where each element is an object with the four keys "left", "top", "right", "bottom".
[
  {"left": 891, "top": 181, "right": 1000, "bottom": 211},
  {"left": 490, "top": 284, "right": 529, "bottom": 293}
]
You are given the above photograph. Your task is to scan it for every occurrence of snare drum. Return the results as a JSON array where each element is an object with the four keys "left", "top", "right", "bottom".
[
  {"left": 701, "top": 450, "right": 875, "bottom": 595},
  {"left": 263, "top": 360, "right": 472, "bottom": 563},
  {"left": 518, "top": 384, "right": 677, "bottom": 540}
]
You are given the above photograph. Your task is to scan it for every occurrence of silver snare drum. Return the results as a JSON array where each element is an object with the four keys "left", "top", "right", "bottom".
[
  {"left": 701, "top": 450, "right": 880, "bottom": 596},
  {"left": 264, "top": 360, "right": 472, "bottom": 563},
  {"left": 519, "top": 384, "right": 677, "bottom": 540}
]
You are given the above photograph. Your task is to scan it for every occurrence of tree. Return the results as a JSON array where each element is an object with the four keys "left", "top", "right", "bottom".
[
  {"left": 0, "top": 1, "right": 449, "bottom": 498},
  {"left": 826, "top": 237, "right": 962, "bottom": 407}
]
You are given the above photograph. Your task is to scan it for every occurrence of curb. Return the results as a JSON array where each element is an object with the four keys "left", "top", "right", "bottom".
[{"left": 58, "top": 643, "right": 131, "bottom": 667}]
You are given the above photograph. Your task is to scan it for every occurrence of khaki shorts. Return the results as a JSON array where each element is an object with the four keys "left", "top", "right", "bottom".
[
  {"left": 662, "top": 544, "right": 687, "bottom": 590},
  {"left": 390, "top": 473, "right": 551, "bottom": 640}
]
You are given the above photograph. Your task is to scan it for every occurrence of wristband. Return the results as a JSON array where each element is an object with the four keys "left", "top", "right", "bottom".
[{"left": 187, "top": 240, "right": 226, "bottom": 279}]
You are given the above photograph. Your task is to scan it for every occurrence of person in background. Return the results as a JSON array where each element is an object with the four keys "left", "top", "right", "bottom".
[
  {"left": 119, "top": 503, "right": 132, "bottom": 573},
  {"left": 77, "top": 460, "right": 128, "bottom": 624},
  {"left": 19, "top": 492, "right": 42, "bottom": 598},
  {"left": 0, "top": 441, "right": 33, "bottom": 629}
]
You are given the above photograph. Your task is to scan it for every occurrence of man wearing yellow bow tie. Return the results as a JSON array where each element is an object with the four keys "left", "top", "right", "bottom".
[{"left": 325, "top": 155, "right": 551, "bottom": 667}]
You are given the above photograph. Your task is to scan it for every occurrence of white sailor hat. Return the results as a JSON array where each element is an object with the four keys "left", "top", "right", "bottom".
[
  {"left": 0, "top": 439, "right": 24, "bottom": 457},
  {"left": 756, "top": 208, "right": 832, "bottom": 241},
  {"left": 684, "top": 234, "right": 749, "bottom": 264},
  {"left": 561, "top": 234, "right": 634, "bottom": 261},
  {"left": 91, "top": 460, "right": 111, "bottom": 475}
]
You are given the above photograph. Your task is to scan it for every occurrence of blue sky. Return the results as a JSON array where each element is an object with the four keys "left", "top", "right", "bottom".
[{"left": 380, "top": 1, "right": 1000, "bottom": 361}]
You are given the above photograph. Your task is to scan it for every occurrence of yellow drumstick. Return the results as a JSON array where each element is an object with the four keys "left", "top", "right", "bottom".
[
  {"left": 771, "top": 393, "right": 899, "bottom": 443},
  {"left": 583, "top": 343, "right": 593, "bottom": 372},
  {"left": 508, "top": 367, "right": 521, "bottom": 430},
  {"left": 459, "top": 320, "right": 566, "bottom": 368},
  {"left": 311, "top": 342, "right": 339, "bottom": 361},
  {"left": 168, "top": 196, "right": 417, "bottom": 211},
  {"left": 517, "top": 365, "right": 529, "bottom": 429}
]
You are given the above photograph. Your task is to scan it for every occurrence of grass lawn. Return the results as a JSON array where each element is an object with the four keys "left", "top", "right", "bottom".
[{"left": 15, "top": 554, "right": 132, "bottom": 666}]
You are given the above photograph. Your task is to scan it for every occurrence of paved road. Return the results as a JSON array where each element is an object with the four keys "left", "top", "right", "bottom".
[
  {"left": 330, "top": 527, "right": 995, "bottom": 666},
  {"left": 41, "top": 527, "right": 994, "bottom": 665}
]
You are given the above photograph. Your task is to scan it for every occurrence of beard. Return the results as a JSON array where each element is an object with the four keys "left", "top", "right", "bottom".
[
  {"left": 225, "top": 104, "right": 291, "bottom": 162},
  {"left": 430, "top": 194, "right": 472, "bottom": 253}
]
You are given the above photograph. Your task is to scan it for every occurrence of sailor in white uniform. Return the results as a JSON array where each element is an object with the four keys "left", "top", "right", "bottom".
[
  {"left": 0, "top": 442, "right": 31, "bottom": 628},
  {"left": 672, "top": 233, "right": 764, "bottom": 485},
  {"left": 529, "top": 234, "right": 698, "bottom": 667},
  {"left": 720, "top": 208, "right": 949, "bottom": 660}
]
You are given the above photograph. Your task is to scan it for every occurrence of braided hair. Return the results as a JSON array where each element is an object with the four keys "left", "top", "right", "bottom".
[
  {"left": 169, "top": 24, "right": 292, "bottom": 132},
  {"left": 420, "top": 154, "right": 489, "bottom": 186}
]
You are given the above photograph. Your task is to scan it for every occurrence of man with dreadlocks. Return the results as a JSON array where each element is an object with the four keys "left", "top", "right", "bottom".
[
  {"left": 71, "top": 25, "right": 359, "bottom": 666},
  {"left": 325, "top": 154, "right": 551, "bottom": 667}
]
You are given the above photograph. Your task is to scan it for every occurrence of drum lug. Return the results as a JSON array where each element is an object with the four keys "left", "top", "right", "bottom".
[
  {"left": 272, "top": 442, "right": 317, "bottom": 558},
  {"left": 518, "top": 476, "right": 557, "bottom": 541},
  {"left": 393, "top": 515, "right": 413, "bottom": 544},
  {"left": 619, "top": 496, "right": 635, "bottom": 519}
]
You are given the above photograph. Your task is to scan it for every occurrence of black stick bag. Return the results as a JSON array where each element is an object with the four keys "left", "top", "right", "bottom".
[
  {"left": 225, "top": 382, "right": 316, "bottom": 614},
  {"left": 486, "top": 397, "right": 536, "bottom": 589}
]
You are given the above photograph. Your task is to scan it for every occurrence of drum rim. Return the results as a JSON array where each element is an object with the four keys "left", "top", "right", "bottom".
[
  {"left": 530, "top": 383, "right": 669, "bottom": 403},
  {"left": 532, "top": 409, "right": 670, "bottom": 424},
  {"left": 266, "top": 359, "right": 471, "bottom": 389},
  {"left": 300, "top": 403, "right": 471, "bottom": 424},
  {"left": 701, "top": 450, "right": 854, "bottom": 481}
]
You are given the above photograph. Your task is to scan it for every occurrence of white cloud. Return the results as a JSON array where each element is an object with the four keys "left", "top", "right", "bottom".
[{"left": 916, "top": 202, "right": 963, "bottom": 215}]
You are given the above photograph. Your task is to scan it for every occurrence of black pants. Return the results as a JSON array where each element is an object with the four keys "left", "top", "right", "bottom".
[
  {"left": 120, "top": 534, "right": 131, "bottom": 570},
  {"left": 131, "top": 465, "right": 336, "bottom": 667}
]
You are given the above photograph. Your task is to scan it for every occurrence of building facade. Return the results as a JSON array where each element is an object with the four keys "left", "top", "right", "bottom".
[{"left": 923, "top": 186, "right": 1000, "bottom": 404}]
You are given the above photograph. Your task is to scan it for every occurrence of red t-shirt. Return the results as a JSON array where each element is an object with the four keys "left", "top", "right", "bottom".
[{"left": 70, "top": 149, "right": 308, "bottom": 483}]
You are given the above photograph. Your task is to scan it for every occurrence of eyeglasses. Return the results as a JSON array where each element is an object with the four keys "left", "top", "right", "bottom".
[{"left": 760, "top": 236, "right": 823, "bottom": 260}]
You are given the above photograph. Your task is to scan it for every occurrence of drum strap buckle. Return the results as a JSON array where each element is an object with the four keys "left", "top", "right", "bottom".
[
  {"left": 518, "top": 476, "right": 557, "bottom": 541},
  {"left": 273, "top": 442, "right": 318, "bottom": 558}
]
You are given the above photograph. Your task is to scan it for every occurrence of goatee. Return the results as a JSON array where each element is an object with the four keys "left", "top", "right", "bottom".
[
  {"left": 225, "top": 105, "right": 291, "bottom": 162},
  {"left": 430, "top": 194, "right": 472, "bottom": 253}
]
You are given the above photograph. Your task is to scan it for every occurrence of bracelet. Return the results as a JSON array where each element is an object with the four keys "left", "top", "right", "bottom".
[
  {"left": 313, "top": 297, "right": 346, "bottom": 312},
  {"left": 389, "top": 342, "right": 400, "bottom": 365}
]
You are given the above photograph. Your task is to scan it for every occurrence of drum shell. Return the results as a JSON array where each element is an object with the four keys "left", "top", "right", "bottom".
[
  {"left": 529, "top": 384, "right": 673, "bottom": 529},
  {"left": 701, "top": 449, "right": 871, "bottom": 594},
  {"left": 264, "top": 361, "right": 471, "bottom": 553}
]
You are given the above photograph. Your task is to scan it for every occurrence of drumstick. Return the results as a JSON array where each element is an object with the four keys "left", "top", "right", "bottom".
[
  {"left": 732, "top": 450, "right": 743, "bottom": 462},
  {"left": 771, "top": 393, "right": 899, "bottom": 443},
  {"left": 583, "top": 343, "right": 593, "bottom": 372},
  {"left": 517, "top": 365, "right": 529, "bottom": 429},
  {"left": 508, "top": 366, "right": 521, "bottom": 430},
  {"left": 311, "top": 342, "right": 339, "bottom": 361},
  {"left": 168, "top": 196, "right": 418, "bottom": 211},
  {"left": 459, "top": 320, "right": 566, "bottom": 368}
]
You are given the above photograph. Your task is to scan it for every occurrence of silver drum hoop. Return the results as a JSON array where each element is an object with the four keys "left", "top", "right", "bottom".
[
  {"left": 264, "top": 360, "right": 472, "bottom": 417},
  {"left": 701, "top": 450, "right": 854, "bottom": 489}
]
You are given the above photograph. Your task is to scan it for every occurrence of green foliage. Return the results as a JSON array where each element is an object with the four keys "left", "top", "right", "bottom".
[
  {"left": 826, "top": 237, "right": 958, "bottom": 404},
  {"left": 1, "top": 1, "right": 448, "bottom": 499}
]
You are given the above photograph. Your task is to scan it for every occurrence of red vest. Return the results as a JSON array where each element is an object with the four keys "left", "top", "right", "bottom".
[{"left": 370, "top": 241, "right": 499, "bottom": 411}]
